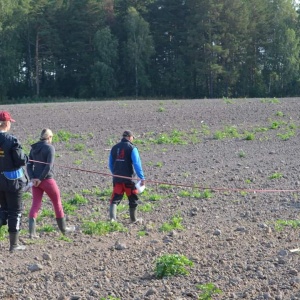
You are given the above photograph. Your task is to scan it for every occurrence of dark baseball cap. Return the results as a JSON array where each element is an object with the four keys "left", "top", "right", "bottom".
[
  {"left": 0, "top": 111, "right": 15, "bottom": 122},
  {"left": 122, "top": 130, "right": 135, "bottom": 138}
]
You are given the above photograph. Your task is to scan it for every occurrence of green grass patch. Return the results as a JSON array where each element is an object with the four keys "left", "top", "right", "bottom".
[
  {"left": 154, "top": 254, "right": 193, "bottom": 278},
  {"left": 52, "top": 130, "right": 81, "bottom": 143},
  {"left": 117, "top": 204, "right": 127, "bottom": 213},
  {"left": 180, "top": 189, "right": 213, "bottom": 199},
  {"left": 243, "top": 131, "right": 255, "bottom": 140},
  {"left": 148, "top": 193, "right": 162, "bottom": 201},
  {"left": 197, "top": 283, "right": 222, "bottom": 300},
  {"left": 275, "top": 111, "right": 284, "bottom": 117},
  {"left": 214, "top": 126, "right": 240, "bottom": 140},
  {"left": 260, "top": 98, "right": 280, "bottom": 104},
  {"left": 192, "top": 189, "right": 213, "bottom": 199},
  {"left": 0, "top": 226, "right": 7, "bottom": 241},
  {"left": 73, "top": 143, "right": 85, "bottom": 151},
  {"left": 160, "top": 215, "right": 184, "bottom": 232},
  {"left": 82, "top": 188, "right": 93, "bottom": 195},
  {"left": 238, "top": 150, "right": 246, "bottom": 158},
  {"left": 158, "top": 184, "right": 173, "bottom": 190},
  {"left": 200, "top": 124, "right": 210, "bottom": 135},
  {"left": 37, "top": 208, "right": 55, "bottom": 221},
  {"left": 137, "top": 230, "right": 147, "bottom": 237},
  {"left": 82, "top": 220, "right": 127, "bottom": 235},
  {"left": 62, "top": 201, "right": 77, "bottom": 214},
  {"left": 95, "top": 187, "right": 112, "bottom": 200},
  {"left": 178, "top": 190, "right": 190, "bottom": 197},
  {"left": 269, "top": 119, "right": 287, "bottom": 130},
  {"left": 268, "top": 172, "right": 283, "bottom": 180},
  {"left": 289, "top": 123, "right": 297, "bottom": 130},
  {"left": 139, "top": 202, "right": 154, "bottom": 212},
  {"left": 68, "top": 193, "right": 88, "bottom": 205},
  {"left": 155, "top": 131, "right": 187, "bottom": 145},
  {"left": 155, "top": 162, "right": 163, "bottom": 167},
  {"left": 61, "top": 193, "right": 88, "bottom": 214},
  {"left": 277, "top": 130, "right": 295, "bottom": 140},
  {"left": 58, "top": 235, "right": 72, "bottom": 242},
  {"left": 87, "top": 149, "right": 94, "bottom": 155},
  {"left": 254, "top": 126, "right": 269, "bottom": 132},
  {"left": 22, "top": 192, "right": 32, "bottom": 200},
  {"left": 275, "top": 219, "right": 300, "bottom": 231},
  {"left": 39, "top": 224, "right": 56, "bottom": 232}
]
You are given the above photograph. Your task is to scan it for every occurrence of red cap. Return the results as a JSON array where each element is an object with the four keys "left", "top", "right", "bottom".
[{"left": 0, "top": 111, "right": 15, "bottom": 122}]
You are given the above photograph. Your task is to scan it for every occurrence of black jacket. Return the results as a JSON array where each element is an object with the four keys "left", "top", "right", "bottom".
[
  {"left": 0, "top": 132, "right": 28, "bottom": 191},
  {"left": 110, "top": 138, "right": 135, "bottom": 184},
  {"left": 27, "top": 141, "right": 55, "bottom": 180}
]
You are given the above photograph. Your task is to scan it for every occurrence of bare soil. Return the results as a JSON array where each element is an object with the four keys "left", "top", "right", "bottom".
[{"left": 0, "top": 98, "right": 300, "bottom": 300}]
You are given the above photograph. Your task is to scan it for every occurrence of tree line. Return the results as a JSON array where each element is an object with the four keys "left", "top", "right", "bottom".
[{"left": 1, "top": 0, "right": 300, "bottom": 101}]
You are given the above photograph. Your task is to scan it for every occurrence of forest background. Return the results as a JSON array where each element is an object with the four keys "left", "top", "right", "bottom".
[{"left": 1, "top": 0, "right": 300, "bottom": 102}]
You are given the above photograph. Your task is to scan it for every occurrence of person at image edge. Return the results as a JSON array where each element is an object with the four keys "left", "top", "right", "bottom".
[{"left": 0, "top": 111, "right": 28, "bottom": 252}]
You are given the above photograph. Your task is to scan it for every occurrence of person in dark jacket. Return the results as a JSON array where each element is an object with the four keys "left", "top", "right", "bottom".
[
  {"left": 108, "top": 130, "right": 145, "bottom": 223},
  {"left": 0, "top": 111, "right": 28, "bottom": 252},
  {"left": 27, "top": 128, "right": 74, "bottom": 237}
]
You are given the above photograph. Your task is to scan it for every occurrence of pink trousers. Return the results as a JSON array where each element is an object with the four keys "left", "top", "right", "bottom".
[{"left": 29, "top": 178, "right": 64, "bottom": 218}]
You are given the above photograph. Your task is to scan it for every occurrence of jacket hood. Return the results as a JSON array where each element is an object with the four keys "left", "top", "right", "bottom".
[{"left": 31, "top": 141, "right": 47, "bottom": 155}]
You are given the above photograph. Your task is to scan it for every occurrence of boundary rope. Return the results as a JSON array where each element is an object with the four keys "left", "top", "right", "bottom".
[{"left": 28, "top": 159, "right": 300, "bottom": 194}]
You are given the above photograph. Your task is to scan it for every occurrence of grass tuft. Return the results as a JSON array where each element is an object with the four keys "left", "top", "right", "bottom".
[
  {"left": 154, "top": 254, "right": 193, "bottom": 278},
  {"left": 82, "top": 220, "right": 127, "bottom": 235},
  {"left": 160, "top": 215, "right": 184, "bottom": 232}
]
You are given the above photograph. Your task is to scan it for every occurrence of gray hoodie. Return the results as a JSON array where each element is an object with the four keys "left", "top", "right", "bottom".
[{"left": 27, "top": 141, "right": 55, "bottom": 180}]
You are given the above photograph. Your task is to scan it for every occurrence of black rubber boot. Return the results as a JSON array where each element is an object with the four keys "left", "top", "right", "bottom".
[
  {"left": 129, "top": 207, "right": 143, "bottom": 224},
  {"left": 129, "top": 207, "right": 137, "bottom": 222},
  {"left": 29, "top": 218, "right": 37, "bottom": 238},
  {"left": 109, "top": 204, "right": 117, "bottom": 221},
  {"left": 56, "top": 217, "right": 75, "bottom": 235},
  {"left": 9, "top": 232, "right": 26, "bottom": 252}
]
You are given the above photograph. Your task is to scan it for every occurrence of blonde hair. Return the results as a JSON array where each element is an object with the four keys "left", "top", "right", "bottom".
[{"left": 40, "top": 128, "right": 53, "bottom": 141}]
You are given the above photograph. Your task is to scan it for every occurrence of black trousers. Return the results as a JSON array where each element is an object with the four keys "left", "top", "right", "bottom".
[
  {"left": 110, "top": 182, "right": 139, "bottom": 207},
  {"left": 0, "top": 189, "right": 23, "bottom": 233}
]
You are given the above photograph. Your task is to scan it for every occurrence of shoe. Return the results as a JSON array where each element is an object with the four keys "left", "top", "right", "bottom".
[
  {"left": 131, "top": 218, "right": 143, "bottom": 225},
  {"left": 56, "top": 218, "right": 75, "bottom": 235},
  {"left": 10, "top": 245, "right": 26, "bottom": 252},
  {"left": 9, "top": 232, "right": 26, "bottom": 252}
]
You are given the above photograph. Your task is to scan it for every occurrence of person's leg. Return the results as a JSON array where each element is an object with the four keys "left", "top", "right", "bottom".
[
  {"left": 125, "top": 182, "right": 139, "bottom": 223},
  {"left": 0, "top": 191, "right": 8, "bottom": 227},
  {"left": 42, "top": 179, "right": 75, "bottom": 234},
  {"left": 7, "top": 189, "right": 23, "bottom": 232},
  {"left": 6, "top": 189, "right": 26, "bottom": 251},
  {"left": 28, "top": 217, "right": 37, "bottom": 238},
  {"left": 28, "top": 185, "right": 44, "bottom": 238},
  {"left": 29, "top": 186, "right": 44, "bottom": 218},
  {"left": 40, "top": 179, "right": 64, "bottom": 218},
  {"left": 39, "top": 179, "right": 74, "bottom": 234},
  {"left": 109, "top": 183, "right": 124, "bottom": 221}
]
